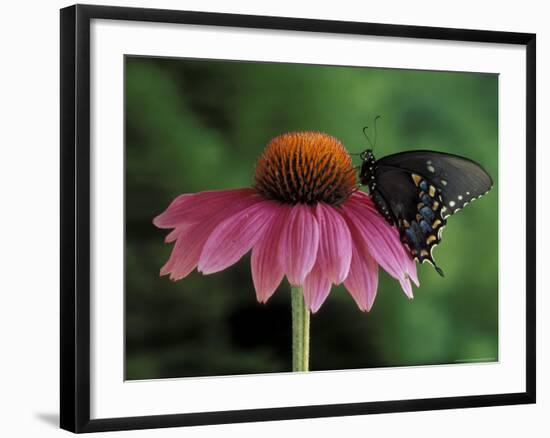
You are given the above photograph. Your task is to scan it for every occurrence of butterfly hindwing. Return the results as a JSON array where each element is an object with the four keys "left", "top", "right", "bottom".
[
  {"left": 371, "top": 167, "right": 446, "bottom": 274},
  {"left": 376, "top": 150, "right": 493, "bottom": 218}
]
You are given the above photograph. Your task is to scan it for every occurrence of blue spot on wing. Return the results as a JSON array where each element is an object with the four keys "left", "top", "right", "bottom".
[
  {"left": 421, "top": 194, "right": 432, "bottom": 206},
  {"left": 405, "top": 222, "right": 423, "bottom": 251},
  {"left": 420, "top": 206, "right": 435, "bottom": 221},
  {"left": 419, "top": 219, "right": 433, "bottom": 234}
]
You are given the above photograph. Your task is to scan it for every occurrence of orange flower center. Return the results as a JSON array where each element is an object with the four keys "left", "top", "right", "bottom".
[{"left": 254, "top": 132, "right": 357, "bottom": 206}]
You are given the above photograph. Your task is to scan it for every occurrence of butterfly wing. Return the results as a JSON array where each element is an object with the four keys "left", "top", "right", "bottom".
[
  {"left": 377, "top": 150, "right": 493, "bottom": 218},
  {"left": 371, "top": 167, "right": 446, "bottom": 275}
]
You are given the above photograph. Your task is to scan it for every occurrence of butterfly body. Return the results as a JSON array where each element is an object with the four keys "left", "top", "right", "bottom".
[{"left": 359, "top": 149, "right": 493, "bottom": 276}]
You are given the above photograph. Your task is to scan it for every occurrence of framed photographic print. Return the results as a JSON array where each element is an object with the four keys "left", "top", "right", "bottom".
[{"left": 60, "top": 4, "right": 536, "bottom": 433}]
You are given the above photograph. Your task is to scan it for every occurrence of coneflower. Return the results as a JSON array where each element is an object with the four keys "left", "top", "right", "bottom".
[{"left": 154, "top": 132, "right": 418, "bottom": 371}]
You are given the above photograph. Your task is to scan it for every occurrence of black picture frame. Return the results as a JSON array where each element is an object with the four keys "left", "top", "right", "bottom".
[{"left": 60, "top": 4, "right": 536, "bottom": 433}]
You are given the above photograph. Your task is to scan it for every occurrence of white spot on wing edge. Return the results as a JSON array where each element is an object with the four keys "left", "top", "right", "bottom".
[{"left": 429, "top": 241, "right": 439, "bottom": 258}]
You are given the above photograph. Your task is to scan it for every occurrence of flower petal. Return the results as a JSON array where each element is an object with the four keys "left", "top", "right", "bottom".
[
  {"left": 279, "top": 204, "right": 320, "bottom": 285},
  {"left": 314, "top": 203, "right": 352, "bottom": 284},
  {"left": 343, "top": 191, "right": 419, "bottom": 297},
  {"left": 153, "top": 193, "right": 193, "bottom": 229},
  {"left": 160, "top": 222, "right": 212, "bottom": 280},
  {"left": 159, "top": 190, "right": 261, "bottom": 280},
  {"left": 399, "top": 277, "right": 414, "bottom": 299},
  {"left": 343, "top": 239, "right": 379, "bottom": 312},
  {"left": 153, "top": 188, "right": 258, "bottom": 228},
  {"left": 164, "top": 225, "right": 188, "bottom": 243},
  {"left": 356, "top": 191, "right": 418, "bottom": 286},
  {"left": 198, "top": 201, "right": 278, "bottom": 275},
  {"left": 251, "top": 205, "right": 290, "bottom": 303},
  {"left": 303, "top": 264, "right": 332, "bottom": 313}
]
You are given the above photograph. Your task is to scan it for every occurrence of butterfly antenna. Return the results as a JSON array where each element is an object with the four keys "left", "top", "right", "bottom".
[{"left": 362, "top": 126, "right": 374, "bottom": 149}]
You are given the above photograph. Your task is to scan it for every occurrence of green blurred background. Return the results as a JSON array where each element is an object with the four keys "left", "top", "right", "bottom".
[{"left": 125, "top": 56, "right": 498, "bottom": 380}]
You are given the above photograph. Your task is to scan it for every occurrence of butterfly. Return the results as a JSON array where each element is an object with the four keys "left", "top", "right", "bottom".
[{"left": 359, "top": 147, "right": 493, "bottom": 276}]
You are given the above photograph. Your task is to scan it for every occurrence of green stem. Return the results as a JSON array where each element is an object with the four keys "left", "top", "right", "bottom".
[{"left": 291, "top": 285, "right": 310, "bottom": 372}]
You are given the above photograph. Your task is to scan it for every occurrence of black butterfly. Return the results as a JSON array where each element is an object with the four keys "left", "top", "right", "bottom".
[{"left": 359, "top": 148, "right": 493, "bottom": 276}]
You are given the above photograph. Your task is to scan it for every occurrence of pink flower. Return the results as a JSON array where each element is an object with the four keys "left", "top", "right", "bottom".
[{"left": 154, "top": 132, "right": 418, "bottom": 313}]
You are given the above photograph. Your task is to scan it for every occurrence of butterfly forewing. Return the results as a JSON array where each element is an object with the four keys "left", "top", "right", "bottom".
[{"left": 377, "top": 151, "right": 493, "bottom": 218}]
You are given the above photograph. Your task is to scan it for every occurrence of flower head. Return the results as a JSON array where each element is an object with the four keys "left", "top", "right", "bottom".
[
  {"left": 153, "top": 132, "right": 418, "bottom": 313},
  {"left": 254, "top": 132, "right": 357, "bottom": 205}
]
